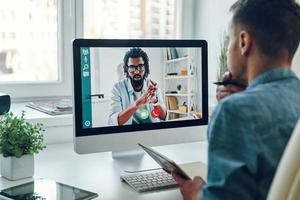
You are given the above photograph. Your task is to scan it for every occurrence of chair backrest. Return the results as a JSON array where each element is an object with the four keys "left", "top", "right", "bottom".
[{"left": 267, "top": 119, "right": 300, "bottom": 200}]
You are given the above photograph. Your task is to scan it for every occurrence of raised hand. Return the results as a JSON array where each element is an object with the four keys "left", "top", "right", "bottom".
[
  {"left": 216, "top": 72, "right": 247, "bottom": 101},
  {"left": 135, "top": 80, "right": 158, "bottom": 108}
]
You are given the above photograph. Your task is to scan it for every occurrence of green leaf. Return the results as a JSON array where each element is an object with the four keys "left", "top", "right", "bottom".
[
  {"left": 217, "top": 31, "right": 229, "bottom": 81},
  {"left": 0, "top": 111, "right": 46, "bottom": 157}
]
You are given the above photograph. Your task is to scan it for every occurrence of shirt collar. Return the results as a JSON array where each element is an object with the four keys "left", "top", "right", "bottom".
[
  {"left": 126, "top": 78, "right": 148, "bottom": 94},
  {"left": 247, "top": 67, "right": 298, "bottom": 90}
]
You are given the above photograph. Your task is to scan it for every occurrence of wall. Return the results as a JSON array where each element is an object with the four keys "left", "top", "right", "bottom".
[
  {"left": 194, "top": 0, "right": 236, "bottom": 106},
  {"left": 194, "top": 0, "right": 300, "bottom": 105},
  {"left": 292, "top": 47, "right": 300, "bottom": 78}
]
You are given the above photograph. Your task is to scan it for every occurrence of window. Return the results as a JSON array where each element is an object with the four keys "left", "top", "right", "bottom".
[
  {"left": 0, "top": 0, "right": 74, "bottom": 99},
  {"left": 0, "top": 0, "right": 186, "bottom": 99},
  {"left": 83, "top": 0, "right": 179, "bottom": 39},
  {"left": 0, "top": 0, "right": 58, "bottom": 83}
]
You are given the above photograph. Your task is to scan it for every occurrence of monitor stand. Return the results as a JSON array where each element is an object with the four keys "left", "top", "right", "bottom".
[{"left": 112, "top": 149, "right": 160, "bottom": 173}]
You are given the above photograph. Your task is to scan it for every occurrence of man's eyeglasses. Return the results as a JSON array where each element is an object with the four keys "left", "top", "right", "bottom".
[{"left": 128, "top": 65, "right": 145, "bottom": 73}]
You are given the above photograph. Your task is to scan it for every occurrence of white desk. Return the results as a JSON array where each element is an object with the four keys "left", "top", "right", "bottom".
[{"left": 0, "top": 141, "right": 207, "bottom": 200}]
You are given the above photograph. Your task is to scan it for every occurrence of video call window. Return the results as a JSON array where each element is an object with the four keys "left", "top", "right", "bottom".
[{"left": 80, "top": 47, "right": 204, "bottom": 129}]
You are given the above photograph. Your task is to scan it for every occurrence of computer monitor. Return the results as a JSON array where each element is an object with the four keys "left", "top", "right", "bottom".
[{"left": 72, "top": 39, "right": 208, "bottom": 172}]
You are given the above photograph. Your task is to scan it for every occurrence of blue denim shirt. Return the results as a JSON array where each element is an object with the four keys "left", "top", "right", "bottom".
[
  {"left": 202, "top": 68, "right": 300, "bottom": 200},
  {"left": 108, "top": 78, "right": 165, "bottom": 125}
]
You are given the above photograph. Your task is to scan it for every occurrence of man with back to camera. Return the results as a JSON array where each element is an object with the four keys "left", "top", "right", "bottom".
[
  {"left": 108, "top": 47, "right": 167, "bottom": 126},
  {"left": 172, "top": 0, "right": 300, "bottom": 199}
]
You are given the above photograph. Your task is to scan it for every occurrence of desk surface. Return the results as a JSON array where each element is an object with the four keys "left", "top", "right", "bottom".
[{"left": 0, "top": 141, "right": 207, "bottom": 200}]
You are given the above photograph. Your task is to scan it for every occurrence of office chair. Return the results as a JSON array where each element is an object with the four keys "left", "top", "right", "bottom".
[{"left": 267, "top": 119, "right": 300, "bottom": 200}]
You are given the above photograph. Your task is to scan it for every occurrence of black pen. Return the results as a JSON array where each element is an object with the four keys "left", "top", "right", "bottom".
[{"left": 213, "top": 79, "right": 247, "bottom": 87}]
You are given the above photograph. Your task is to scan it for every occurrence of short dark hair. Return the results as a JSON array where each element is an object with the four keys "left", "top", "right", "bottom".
[
  {"left": 230, "top": 0, "right": 300, "bottom": 60},
  {"left": 123, "top": 48, "right": 150, "bottom": 78}
]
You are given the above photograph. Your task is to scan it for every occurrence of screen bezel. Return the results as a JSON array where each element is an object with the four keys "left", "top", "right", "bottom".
[{"left": 73, "top": 39, "right": 208, "bottom": 137}]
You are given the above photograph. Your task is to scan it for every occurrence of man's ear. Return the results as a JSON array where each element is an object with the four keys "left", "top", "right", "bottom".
[{"left": 239, "top": 31, "right": 252, "bottom": 56}]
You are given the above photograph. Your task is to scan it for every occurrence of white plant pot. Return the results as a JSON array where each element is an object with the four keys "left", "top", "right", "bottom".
[{"left": 1, "top": 154, "right": 34, "bottom": 180}]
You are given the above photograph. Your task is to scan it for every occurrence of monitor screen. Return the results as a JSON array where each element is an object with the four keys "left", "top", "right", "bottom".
[{"left": 72, "top": 39, "right": 208, "bottom": 157}]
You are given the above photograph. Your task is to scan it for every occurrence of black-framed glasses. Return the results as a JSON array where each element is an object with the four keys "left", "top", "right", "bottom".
[{"left": 128, "top": 64, "right": 145, "bottom": 73}]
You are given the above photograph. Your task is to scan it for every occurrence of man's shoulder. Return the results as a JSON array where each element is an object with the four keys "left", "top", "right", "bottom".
[
  {"left": 214, "top": 89, "right": 266, "bottom": 119},
  {"left": 220, "top": 83, "right": 278, "bottom": 107},
  {"left": 217, "top": 80, "right": 300, "bottom": 115},
  {"left": 218, "top": 90, "right": 255, "bottom": 109},
  {"left": 113, "top": 79, "right": 128, "bottom": 89}
]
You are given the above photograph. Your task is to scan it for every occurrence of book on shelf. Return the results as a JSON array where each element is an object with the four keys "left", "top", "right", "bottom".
[
  {"left": 163, "top": 48, "right": 169, "bottom": 60},
  {"left": 167, "top": 48, "right": 172, "bottom": 60},
  {"left": 170, "top": 48, "right": 179, "bottom": 59},
  {"left": 26, "top": 99, "right": 72, "bottom": 115},
  {"left": 165, "top": 48, "right": 179, "bottom": 60},
  {"left": 167, "top": 96, "right": 178, "bottom": 110}
]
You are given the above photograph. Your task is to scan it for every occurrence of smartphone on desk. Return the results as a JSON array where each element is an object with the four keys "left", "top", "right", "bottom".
[
  {"left": 138, "top": 143, "right": 191, "bottom": 180},
  {"left": 0, "top": 179, "right": 98, "bottom": 200}
]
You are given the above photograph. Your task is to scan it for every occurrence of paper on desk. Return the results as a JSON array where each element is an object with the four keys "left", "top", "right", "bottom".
[{"left": 179, "top": 161, "right": 207, "bottom": 182}]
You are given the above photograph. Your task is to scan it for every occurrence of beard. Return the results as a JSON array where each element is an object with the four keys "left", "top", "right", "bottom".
[{"left": 130, "top": 75, "right": 144, "bottom": 91}]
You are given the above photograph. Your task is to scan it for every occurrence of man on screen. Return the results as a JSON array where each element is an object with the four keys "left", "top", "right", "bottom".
[{"left": 108, "top": 48, "right": 167, "bottom": 126}]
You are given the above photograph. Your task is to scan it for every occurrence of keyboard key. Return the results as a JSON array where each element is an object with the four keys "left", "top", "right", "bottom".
[{"left": 121, "top": 169, "right": 178, "bottom": 192}]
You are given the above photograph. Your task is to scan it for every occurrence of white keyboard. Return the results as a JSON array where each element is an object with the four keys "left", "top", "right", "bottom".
[{"left": 121, "top": 169, "right": 178, "bottom": 192}]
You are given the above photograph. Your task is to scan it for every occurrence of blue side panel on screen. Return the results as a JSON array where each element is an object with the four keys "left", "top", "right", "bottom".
[{"left": 80, "top": 47, "right": 92, "bottom": 128}]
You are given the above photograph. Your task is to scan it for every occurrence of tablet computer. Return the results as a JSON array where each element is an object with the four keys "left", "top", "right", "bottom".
[
  {"left": 0, "top": 179, "right": 98, "bottom": 200},
  {"left": 138, "top": 143, "right": 191, "bottom": 180}
]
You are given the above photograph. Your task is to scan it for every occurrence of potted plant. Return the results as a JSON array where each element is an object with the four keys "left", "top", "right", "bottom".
[
  {"left": 0, "top": 111, "right": 45, "bottom": 180},
  {"left": 177, "top": 84, "right": 182, "bottom": 94},
  {"left": 217, "top": 31, "right": 229, "bottom": 81}
]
